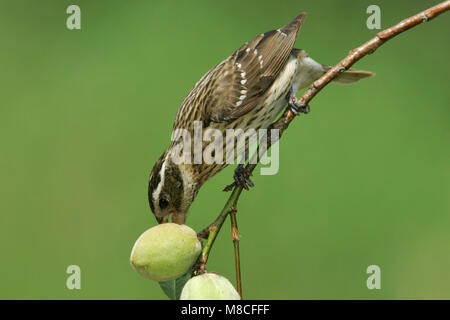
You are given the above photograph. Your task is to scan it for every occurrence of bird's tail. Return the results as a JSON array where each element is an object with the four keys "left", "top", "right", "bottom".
[{"left": 322, "top": 65, "right": 375, "bottom": 84}]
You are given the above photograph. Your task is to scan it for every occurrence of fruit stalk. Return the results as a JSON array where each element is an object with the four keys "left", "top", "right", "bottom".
[
  {"left": 196, "top": 186, "right": 243, "bottom": 275},
  {"left": 230, "top": 210, "right": 242, "bottom": 298}
]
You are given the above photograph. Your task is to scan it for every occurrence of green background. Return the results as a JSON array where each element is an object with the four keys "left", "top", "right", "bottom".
[{"left": 1, "top": 0, "right": 449, "bottom": 299}]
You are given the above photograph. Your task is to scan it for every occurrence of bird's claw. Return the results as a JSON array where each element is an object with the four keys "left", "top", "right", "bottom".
[
  {"left": 233, "top": 164, "right": 254, "bottom": 190},
  {"left": 223, "top": 164, "right": 255, "bottom": 191},
  {"left": 288, "top": 92, "right": 310, "bottom": 115}
]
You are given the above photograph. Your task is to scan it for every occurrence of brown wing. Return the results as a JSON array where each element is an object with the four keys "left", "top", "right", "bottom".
[{"left": 203, "top": 13, "right": 306, "bottom": 123}]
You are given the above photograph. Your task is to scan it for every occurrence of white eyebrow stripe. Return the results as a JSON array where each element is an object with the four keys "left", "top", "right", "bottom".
[{"left": 152, "top": 156, "right": 168, "bottom": 203}]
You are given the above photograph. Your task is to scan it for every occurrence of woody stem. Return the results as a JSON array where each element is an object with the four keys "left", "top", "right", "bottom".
[
  {"left": 196, "top": 186, "right": 244, "bottom": 274},
  {"left": 230, "top": 210, "right": 242, "bottom": 298}
]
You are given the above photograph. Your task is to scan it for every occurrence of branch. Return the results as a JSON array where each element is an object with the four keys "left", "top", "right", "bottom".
[
  {"left": 195, "top": 0, "right": 450, "bottom": 295},
  {"left": 195, "top": 187, "right": 243, "bottom": 274},
  {"left": 296, "top": 0, "right": 450, "bottom": 111},
  {"left": 230, "top": 210, "right": 242, "bottom": 298}
]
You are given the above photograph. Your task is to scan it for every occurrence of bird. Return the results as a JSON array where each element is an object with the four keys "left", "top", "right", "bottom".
[{"left": 148, "top": 13, "right": 373, "bottom": 224}]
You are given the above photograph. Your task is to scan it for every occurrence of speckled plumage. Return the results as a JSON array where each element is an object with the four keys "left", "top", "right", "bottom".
[{"left": 148, "top": 13, "right": 373, "bottom": 224}]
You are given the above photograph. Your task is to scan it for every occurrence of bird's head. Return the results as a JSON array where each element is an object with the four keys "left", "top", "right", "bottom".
[{"left": 148, "top": 153, "right": 196, "bottom": 224}]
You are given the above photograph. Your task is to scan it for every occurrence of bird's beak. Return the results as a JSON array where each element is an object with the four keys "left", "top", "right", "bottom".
[
  {"left": 155, "top": 211, "right": 186, "bottom": 225},
  {"left": 171, "top": 211, "right": 186, "bottom": 225},
  {"left": 156, "top": 215, "right": 169, "bottom": 224}
]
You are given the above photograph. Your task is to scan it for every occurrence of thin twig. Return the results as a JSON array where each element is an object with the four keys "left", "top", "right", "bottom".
[
  {"left": 296, "top": 0, "right": 450, "bottom": 111},
  {"left": 195, "top": 0, "right": 450, "bottom": 295},
  {"left": 230, "top": 209, "right": 242, "bottom": 298},
  {"left": 195, "top": 187, "right": 244, "bottom": 274}
]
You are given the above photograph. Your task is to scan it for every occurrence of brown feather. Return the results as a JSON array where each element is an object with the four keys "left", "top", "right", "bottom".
[
  {"left": 322, "top": 64, "right": 375, "bottom": 84},
  {"left": 174, "top": 13, "right": 307, "bottom": 127}
]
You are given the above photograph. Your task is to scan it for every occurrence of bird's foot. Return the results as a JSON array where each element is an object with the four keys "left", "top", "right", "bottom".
[
  {"left": 233, "top": 164, "right": 254, "bottom": 190},
  {"left": 287, "top": 92, "right": 310, "bottom": 115},
  {"left": 223, "top": 164, "right": 254, "bottom": 191}
]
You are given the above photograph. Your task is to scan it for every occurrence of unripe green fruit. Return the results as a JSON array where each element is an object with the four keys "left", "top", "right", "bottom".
[
  {"left": 130, "top": 223, "right": 201, "bottom": 282},
  {"left": 180, "top": 273, "right": 241, "bottom": 300}
]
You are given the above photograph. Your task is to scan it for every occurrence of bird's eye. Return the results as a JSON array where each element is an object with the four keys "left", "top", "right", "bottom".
[{"left": 159, "top": 197, "right": 169, "bottom": 210}]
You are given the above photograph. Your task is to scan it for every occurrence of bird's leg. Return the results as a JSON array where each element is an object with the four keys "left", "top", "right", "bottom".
[{"left": 287, "top": 89, "right": 310, "bottom": 115}]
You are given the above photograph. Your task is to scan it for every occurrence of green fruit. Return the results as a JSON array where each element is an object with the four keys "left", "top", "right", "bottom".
[
  {"left": 180, "top": 273, "right": 241, "bottom": 300},
  {"left": 130, "top": 223, "right": 201, "bottom": 282}
]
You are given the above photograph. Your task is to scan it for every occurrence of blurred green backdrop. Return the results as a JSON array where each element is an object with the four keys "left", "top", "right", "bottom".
[{"left": 0, "top": 0, "right": 449, "bottom": 299}]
